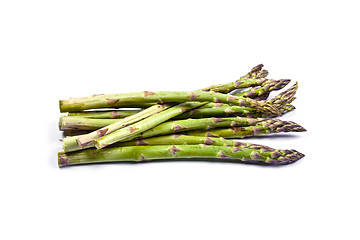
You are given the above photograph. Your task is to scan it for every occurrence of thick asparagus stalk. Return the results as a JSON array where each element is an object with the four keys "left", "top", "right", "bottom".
[
  {"left": 62, "top": 104, "right": 171, "bottom": 152},
  {"left": 59, "top": 90, "right": 278, "bottom": 115},
  {"left": 58, "top": 144, "right": 305, "bottom": 167},
  {"left": 183, "top": 119, "right": 306, "bottom": 138},
  {"left": 93, "top": 102, "right": 206, "bottom": 149}
]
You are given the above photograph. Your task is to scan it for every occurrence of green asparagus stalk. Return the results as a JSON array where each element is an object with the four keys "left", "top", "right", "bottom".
[
  {"left": 63, "top": 105, "right": 260, "bottom": 120},
  {"left": 93, "top": 102, "right": 206, "bottom": 149},
  {"left": 68, "top": 110, "right": 140, "bottom": 119},
  {"left": 183, "top": 119, "right": 306, "bottom": 138},
  {"left": 58, "top": 144, "right": 305, "bottom": 167},
  {"left": 59, "top": 90, "right": 279, "bottom": 115},
  {"left": 62, "top": 104, "right": 171, "bottom": 152},
  {"left": 60, "top": 115, "right": 266, "bottom": 134},
  {"left": 113, "top": 135, "right": 302, "bottom": 159},
  {"left": 137, "top": 117, "right": 264, "bottom": 139}
]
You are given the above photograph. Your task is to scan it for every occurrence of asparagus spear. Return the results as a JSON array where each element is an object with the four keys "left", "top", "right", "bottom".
[
  {"left": 198, "top": 79, "right": 291, "bottom": 109},
  {"left": 199, "top": 64, "right": 270, "bottom": 93},
  {"left": 232, "top": 79, "right": 291, "bottom": 100},
  {"left": 60, "top": 116, "right": 266, "bottom": 134},
  {"left": 267, "top": 82, "right": 298, "bottom": 109},
  {"left": 59, "top": 90, "right": 278, "bottom": 115},
  {"left": 183, "top": 119, "right": 306, "bottom": 138},
  {"left": 93, "top": 102, "right": 206, "bottom": 149},
  {"left": 63, "top": 105, "right": 263, "bottom": 120},
  {"left": 176, "top": 82, "right": 299, "bottom": 119},
  {"left": 113, "top": 135, "right": 303, "bottom": 162},
  {"left": 59, "top": 116, "right": 302, "bottom": 144},
  {"left": 62, "top": 104, "right": 171, "bottom": 152},
  {"left": 137, "top": 117, "right": 265, "bottom": 138},
  {"left": 279, "top": 103, "right": 296, "bottom": 115},
  {"left": 58, "top": 144, "right": 305, "bottom": 167}
]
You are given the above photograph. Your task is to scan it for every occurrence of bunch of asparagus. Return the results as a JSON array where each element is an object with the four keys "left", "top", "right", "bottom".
[{"left": 58, "top": 64, "right": 306, "bottom": 167}]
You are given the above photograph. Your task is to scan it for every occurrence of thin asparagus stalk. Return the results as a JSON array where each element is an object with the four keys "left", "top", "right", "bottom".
[
  {"left": 93, "top": 102, "right": 206, "bottom": 149},
  {"left": 59, "top": 90, "right": 279, "bottom": 115},
  {"left": 62, "top": 104, "right": 171, "bottom": 152},
  {"left": 183, "top": 119, "right": 306, "bottom": 138},
  {"left": 63, "top": 105, "right": 261, "bottom": 120},
  {"left": 60, "top": 116, "right": 266, "bottom": 134},
  {"left": 58, "top": 144, "right": 305, "bottom": 167},
  {"left": 68, "top": 110, "right": 140, "bottom": 119},
  {"left": 138, "top": 117, "right": 266, "bottom": 139}
]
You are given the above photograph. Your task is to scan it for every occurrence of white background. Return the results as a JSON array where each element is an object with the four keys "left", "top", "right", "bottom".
[{"left": 1, "top": 1, "right": 359, "bottom": 239}]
